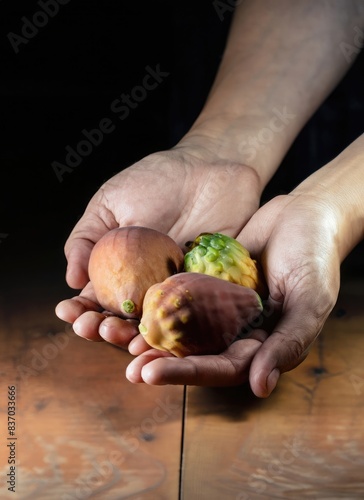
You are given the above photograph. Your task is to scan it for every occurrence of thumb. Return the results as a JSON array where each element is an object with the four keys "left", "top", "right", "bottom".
[
  {"left": 65, "top": 238, "right": 95, "bottom": 289},
  {"left": 236, "top": 195, "right": 288, "bottom": 257},
  {"left": 64, "top": 209, "right": 117, "bottom": 289},
  {"left": 249, "top": 298, "right": 327, "bottom": 398}
]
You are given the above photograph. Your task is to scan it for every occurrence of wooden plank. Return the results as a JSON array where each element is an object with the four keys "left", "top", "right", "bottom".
[
  {"left": 0, "top": 285, "right": 184, "bottom": 499},
  {"left": 181, "top": 273, "right": 364, "bottom": 499}
]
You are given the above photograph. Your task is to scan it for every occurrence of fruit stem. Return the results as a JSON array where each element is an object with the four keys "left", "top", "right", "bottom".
[
  {"left": 122, "top": 299, "right": 135, "bottom": 314},
  {"left": 138, "top": 324, "right": 147, "bottom": 335}
]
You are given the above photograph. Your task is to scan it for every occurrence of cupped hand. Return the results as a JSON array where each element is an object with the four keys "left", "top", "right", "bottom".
[
  {"left": 126, "top": 330, "right": 269, "bottom": 387},
  {"left": 55, "top": 145, "right": 261, "bottom": 348},
  {"left": 240, "top": 193, "right": 341, "bottom": 397},
  {"left": 127, "top": 192, "right": 341, "bottom": 396}
]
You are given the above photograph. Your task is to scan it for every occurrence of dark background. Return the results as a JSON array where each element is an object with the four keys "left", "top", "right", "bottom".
[{"left": 1, "top": 0, "right": 363, "bottom": 300}]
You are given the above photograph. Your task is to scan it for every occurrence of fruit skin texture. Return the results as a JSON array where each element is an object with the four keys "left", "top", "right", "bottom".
[
  {"left": 88, "top": 226, "right": 184, "bottom": 319},
  {"left": 184, "top": 232, "right": 266, "bottom": 296},
  {"left": 139, "top": 272, "right": 263, "bottom": 357}
]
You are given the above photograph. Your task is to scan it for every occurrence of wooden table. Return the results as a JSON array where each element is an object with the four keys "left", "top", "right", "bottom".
[{"left": 1, "top": 270, "right": 363, "bottom": 499}]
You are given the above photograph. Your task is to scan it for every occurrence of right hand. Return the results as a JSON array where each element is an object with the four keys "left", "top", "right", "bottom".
[{"left": 55, "top": 144, "right": 262, "bottom": 349}]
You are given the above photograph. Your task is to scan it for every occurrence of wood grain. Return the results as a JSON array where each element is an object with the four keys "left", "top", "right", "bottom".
[
  {"left": 181, "top": 274, "right": 364, "bottom": 499},
  {"left": 0, "top": 285, "right": 184, "bottom": 499},
  {"left": 1, "top": 274, "right": 363, "bottom": 499}
]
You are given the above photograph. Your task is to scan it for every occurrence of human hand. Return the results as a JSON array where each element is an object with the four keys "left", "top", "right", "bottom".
[
  {"left": 126, "top": 192, "right": 341, "bottom": 396},
  {"left": 55, "top": 144, "right": 262, "bottom": 348},
  {"left": 240, "top": 193, "right": 341, "bottom": 396}
]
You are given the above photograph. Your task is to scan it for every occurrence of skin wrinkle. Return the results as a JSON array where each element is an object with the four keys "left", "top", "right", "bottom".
[
  {"left": 95, "top": 202, "right": 117, "bottom": 232},
  {"left": 286, "top": 264, "right": 337, "bottom": 325},
  {"left": 175, "top": 138, "right": 263, "bottom": 196},
  {"left": 258, "top": 322, "right": 311, "bottom": 373},
  {"left": 223, "top": 349, "right": 254, "bottom": 382},
  {"left": 218, "top": 356, "right": 242, "bottom": 385},
  {"left": 107, "top": 154, "right": 184, "bottom": 231},
  {"left": 68, "top": 205, "right": 114, "bottom": 250}
]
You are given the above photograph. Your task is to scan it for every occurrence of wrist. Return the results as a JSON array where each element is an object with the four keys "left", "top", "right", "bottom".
[
  {"left": 169, "top": 131, "right": 263, "bottom": 210},
  {"left": 174, "top": 110, "right": 292, "bottom": 190},
  {"left": 292, "top": 134, "right": 364, "bottom": 262}
]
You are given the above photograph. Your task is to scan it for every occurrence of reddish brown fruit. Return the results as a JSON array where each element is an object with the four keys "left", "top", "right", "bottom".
[
  {"left": 88, "top": 226, "right": 184, "bottom": 319},
  {"left": 139, "top": 272, "right": 263, "bottom": 357}
]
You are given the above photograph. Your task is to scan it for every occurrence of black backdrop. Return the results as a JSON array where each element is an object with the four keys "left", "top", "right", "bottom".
[{"left": 1, "top": 0, "right": 363, "bottom": 298}]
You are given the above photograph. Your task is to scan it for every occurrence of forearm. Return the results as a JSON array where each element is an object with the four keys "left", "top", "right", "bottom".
[
  {"left": 177, "top": 0, "right": 364, "bottom": 189},
  {"left": 293, "top": 133, "right": 364, "bottom": 262}
]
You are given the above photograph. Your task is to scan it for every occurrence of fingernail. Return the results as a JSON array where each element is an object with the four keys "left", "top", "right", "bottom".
[
  {"left": 99, "top": 316, "right": 114, "bottom": 340},
  {"left": 99, "top": 322, "right": 107, "bottom": 335},
  {"left": 267, "top": 368, "right": 280, "bottom": 396},
  {"left": 72, "top": 321, "right": 80, "bottom": 336}
]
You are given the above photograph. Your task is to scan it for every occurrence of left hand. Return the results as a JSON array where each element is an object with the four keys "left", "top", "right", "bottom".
[{"left": 126, "top": 192, "right": 341, "bottom": 397}]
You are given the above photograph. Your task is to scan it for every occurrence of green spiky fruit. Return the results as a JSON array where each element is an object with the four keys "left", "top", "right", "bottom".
[{"left": 184, "top": 232, "right": 265, "bottom": 295}]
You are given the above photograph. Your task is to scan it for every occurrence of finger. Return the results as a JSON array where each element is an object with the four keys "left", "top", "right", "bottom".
[
  {"left": 64, "top": 211, "right": 117, "bottom": 289},
  {"left": 72, "top": 311, "right": 108, "bottom": 341},
  {"left": 236, "top": 195, "right": 289, "bottom": 257},
  {"left": 127, "top": 339, "right": 263, "bottom": 386},
  {"left": 98, "top": 316, "right": 140, "bottom": 349},
  {"left": 249, "top": 304, "right": 327, "bottom": 398},
  {"left": 65, "top": 240, "right": 95, "bottom": 289},
  {"left": 126, "top": 349, "right": 174, "bottom": 383},
  {"left": 244, "top": 328, "right": 269, "bottom": 343},
  {"left": 55, "top": 295, "right": 102, "bottom": 324},
  {"left": 128, "top": 334, "right": 153, "bottom": 355}
]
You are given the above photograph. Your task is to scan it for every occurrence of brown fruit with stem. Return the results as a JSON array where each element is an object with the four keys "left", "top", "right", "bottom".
[{"left": 88, "top": 226, "right": 184, "bottom": 319}]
